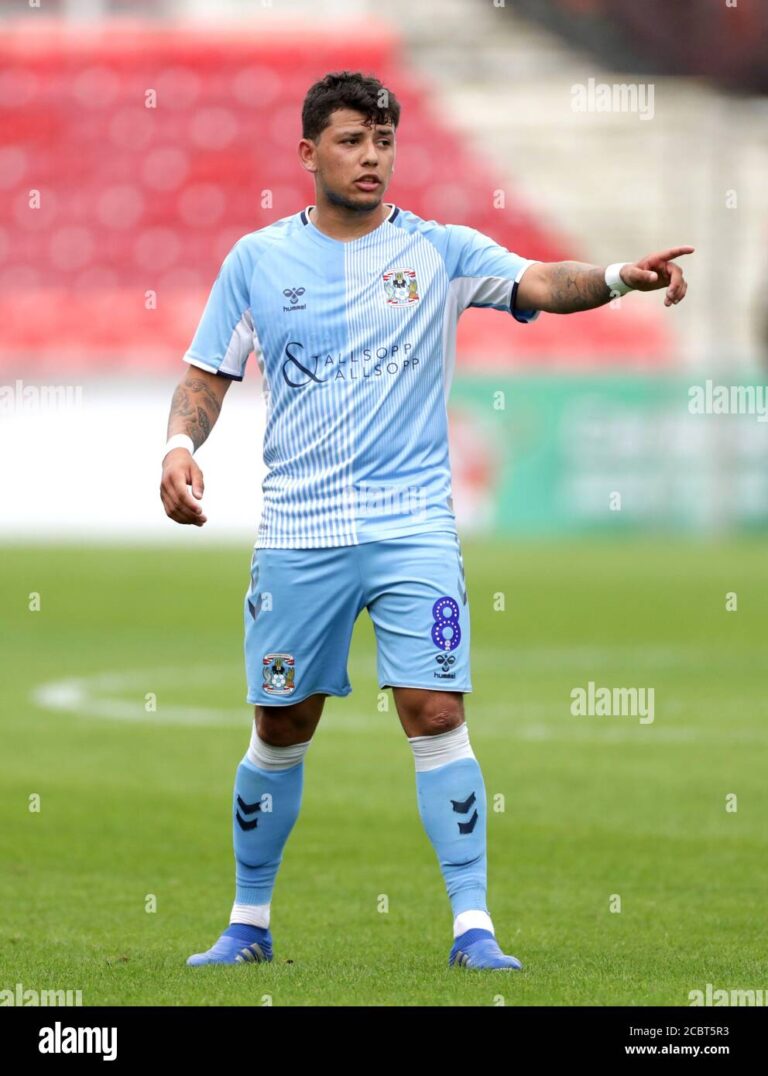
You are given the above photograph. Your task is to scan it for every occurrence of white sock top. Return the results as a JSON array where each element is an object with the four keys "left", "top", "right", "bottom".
[
  {"left": 247, "top": 726, "right": 312, "bottom": 770},
  {"left": 453, "top": 909, "right": 494, "bottom": 938},
  {"left": 408, "top": 722, "right": 475, "bottom": 772}
]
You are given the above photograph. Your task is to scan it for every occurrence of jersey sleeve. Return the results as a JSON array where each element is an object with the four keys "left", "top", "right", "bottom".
[
  {"left": 182, "top": 240, "right": 257, "bottom": 380},
  {"left": 448, "top": 224, "right": 541, "bottom": 324}
]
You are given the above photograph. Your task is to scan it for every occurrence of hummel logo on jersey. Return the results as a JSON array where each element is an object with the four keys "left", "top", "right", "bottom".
[{"left": 282, "top": 287, "right": 306, "bottom": 312}]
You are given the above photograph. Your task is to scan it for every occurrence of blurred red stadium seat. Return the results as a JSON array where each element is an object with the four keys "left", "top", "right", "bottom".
[{"left": 0, "top": 19, "right": 674, "bottom": 374}]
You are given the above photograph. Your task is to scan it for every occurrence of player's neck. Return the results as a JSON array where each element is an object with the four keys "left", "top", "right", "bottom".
[{"left": 307, "top": 201, "right": 391, "bottom": 242}]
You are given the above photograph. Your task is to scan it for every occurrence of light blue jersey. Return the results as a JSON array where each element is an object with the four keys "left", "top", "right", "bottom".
[{"left": 183, "top": 203, "right": 539, "bottom": 548}]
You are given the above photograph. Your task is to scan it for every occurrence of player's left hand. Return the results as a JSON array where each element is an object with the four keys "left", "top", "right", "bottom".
[{"left": 620, "top": 246, "right": 695, "bottom": 306}]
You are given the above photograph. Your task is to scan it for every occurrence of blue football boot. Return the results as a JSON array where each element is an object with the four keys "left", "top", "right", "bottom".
[
  {"left": 187, "top": 925, "right": 273, "bottom": 966},
  {"left": 449, "top": 928, "right": 523, "bottom": 970}
]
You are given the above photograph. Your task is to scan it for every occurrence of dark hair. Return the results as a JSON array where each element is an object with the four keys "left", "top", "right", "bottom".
[{"left": 302, "top": 71, "right": 400, "bottom": 141}]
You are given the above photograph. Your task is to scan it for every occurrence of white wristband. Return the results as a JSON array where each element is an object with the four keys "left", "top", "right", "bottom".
[
  {"left": 604, "top": 262, "right": 633, "bottom": 297},
  {"left": 163, "top": 433, "right": 194, "bottom": 459}
]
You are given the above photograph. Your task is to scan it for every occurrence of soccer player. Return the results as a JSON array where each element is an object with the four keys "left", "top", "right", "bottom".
[{"left": 160, "top": 71, "right": 692, "bottom": 970}]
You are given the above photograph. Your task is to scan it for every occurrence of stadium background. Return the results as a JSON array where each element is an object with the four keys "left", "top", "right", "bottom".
[{"left": 1, "top": 0, "right": 767, "bottom": 1006}]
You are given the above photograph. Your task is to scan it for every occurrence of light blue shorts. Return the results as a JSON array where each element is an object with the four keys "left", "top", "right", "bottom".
[{"left": 243, "top": 529, "right": 471, "bottom": 706}]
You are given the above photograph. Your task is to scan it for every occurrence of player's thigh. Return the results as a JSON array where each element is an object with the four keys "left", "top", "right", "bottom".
[
  {"left": 364, "top": 529, "right": 472, "bottom": 697},
  {"left": 243, "top": 545, "right": 363, "bottom": 708}
]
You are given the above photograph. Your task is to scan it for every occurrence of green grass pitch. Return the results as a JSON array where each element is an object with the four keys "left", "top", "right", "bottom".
[{"left": 1, "top": 539, "right": 766, "bottom": 1006}]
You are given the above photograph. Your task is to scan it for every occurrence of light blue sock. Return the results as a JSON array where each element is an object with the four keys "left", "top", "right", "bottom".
[
  {"left": 233, "top": 750, "right": 305, "bottom": 907},
  {"left": 414, "top": 753, "right": 489, "bottom": 918}
]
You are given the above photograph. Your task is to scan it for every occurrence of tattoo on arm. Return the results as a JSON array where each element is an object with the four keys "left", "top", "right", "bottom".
[
  {"left": 546, "top": 262, "right": 611, "bottom": 313},
  {"left": 196, "top": 405, "right": 211, "bottom": 442},
  {"left": 169, "top": 385, "right": 195, "bottom": 419},
  {"left": 167, "top": 374, "right": 225, "bottom": 449}
]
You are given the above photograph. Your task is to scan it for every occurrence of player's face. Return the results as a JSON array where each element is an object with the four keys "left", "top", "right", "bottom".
[{"left": 307, "top": 109, "right": 395, "bottom": 212}]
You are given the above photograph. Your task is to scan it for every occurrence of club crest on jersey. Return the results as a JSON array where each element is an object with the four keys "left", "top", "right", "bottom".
[
  {"left": 383, "top": 267, "right": 419, "bottom": 306},
  {"left": 262, "top": 652, "right": 296, "bottom": 695}
]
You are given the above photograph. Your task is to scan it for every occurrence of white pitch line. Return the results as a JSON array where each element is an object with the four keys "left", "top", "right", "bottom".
[
  {"left": 31, "top": 647, "right": 767, "bottom": 742},
  {"left": 31, "top": 666, "right": 249, "bottom": 727}
]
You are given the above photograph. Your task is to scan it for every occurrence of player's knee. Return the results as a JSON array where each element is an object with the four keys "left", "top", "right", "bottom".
[
  {"left": 254, "top": 697, "right": 323, "bottom": 745},
  {"left": 415, "top": 705, "right": 465, "bottom": 736},
  {"left": 256, "top": 710, "right": 309, "bottom": 746}
]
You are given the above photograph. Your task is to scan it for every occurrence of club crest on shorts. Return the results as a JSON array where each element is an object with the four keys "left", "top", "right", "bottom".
[
  {"left": 262, "top": 652, "right": 296, "bottom": 695},
  {"left": 382, "top": 267, "right": 419, "bottom": 306}
]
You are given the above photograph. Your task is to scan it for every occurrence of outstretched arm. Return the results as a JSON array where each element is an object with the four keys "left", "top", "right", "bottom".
[
  {"left": 516, "top": 246, "right": 694, "bottom": 314},
  {"left": 160, "top": 366, "right": 232, "bottom": 527}
]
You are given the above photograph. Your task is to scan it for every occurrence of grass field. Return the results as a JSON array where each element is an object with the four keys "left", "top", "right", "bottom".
[{"left": 1, "top": 538, "right": 766, "bottom": 1007}]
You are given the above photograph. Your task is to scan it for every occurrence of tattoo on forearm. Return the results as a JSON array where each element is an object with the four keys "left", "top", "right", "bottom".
[
  {"left": 167, "top": 376, "right": 223, "bottom": 449},
  {"left": 170, "top": 385, "right": 195, "bottom": 419},
  {"left": 186, "top": 377, "right": 224, "bottom": 414},
  {"left": 196, "top": 405, "right": 211, "bottom": 442},
  {"left": 548, "top": 262, "right": 611, "bottom": 313}
]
